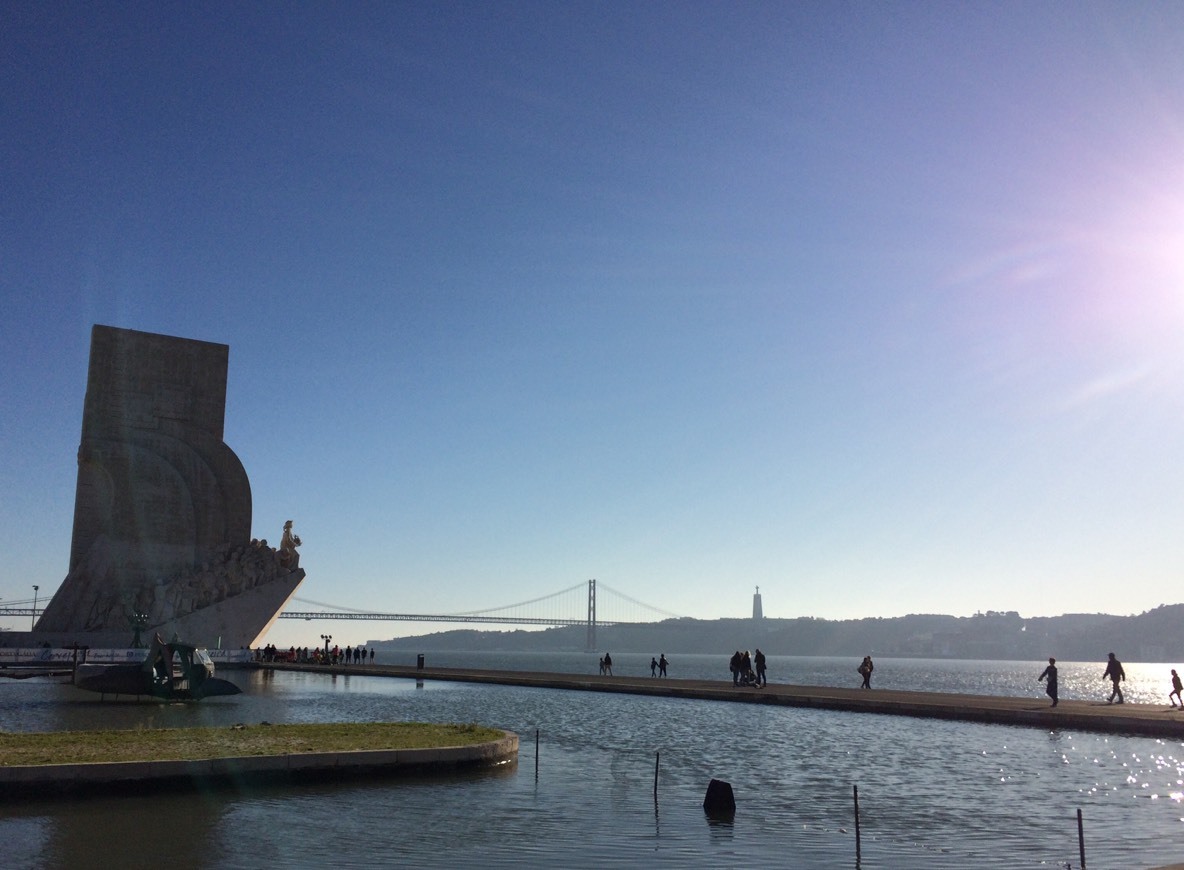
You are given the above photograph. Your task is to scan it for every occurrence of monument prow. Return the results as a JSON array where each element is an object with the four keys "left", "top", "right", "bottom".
[{"left": 32, "top": 325, "right": 303, "bottom": 649}]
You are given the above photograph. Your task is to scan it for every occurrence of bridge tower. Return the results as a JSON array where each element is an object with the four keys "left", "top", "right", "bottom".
[{"left": 586, "top": 578, "right": 597, "bottom": 651}]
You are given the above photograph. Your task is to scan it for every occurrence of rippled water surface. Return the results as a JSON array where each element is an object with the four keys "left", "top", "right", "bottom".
[{"left": 3, "top": 656, "right": 1184, "bottom": 868}]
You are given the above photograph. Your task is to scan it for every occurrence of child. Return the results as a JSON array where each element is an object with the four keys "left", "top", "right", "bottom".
[{"left": 1170, "top": 669, "right": 1183, "bottom": 708}]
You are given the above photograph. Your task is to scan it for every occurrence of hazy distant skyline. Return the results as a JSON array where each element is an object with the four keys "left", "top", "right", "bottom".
[{"left": 2, "top": 3, "right": 1182, "bottom": 648}]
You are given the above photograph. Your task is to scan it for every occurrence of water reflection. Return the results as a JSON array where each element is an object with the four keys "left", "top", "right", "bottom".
[
  {"left": 41, "top": 793, "right": 229, "bottom": 868},
  {"left": 703, "top": 812, "right": 735, "bottom": 845}
]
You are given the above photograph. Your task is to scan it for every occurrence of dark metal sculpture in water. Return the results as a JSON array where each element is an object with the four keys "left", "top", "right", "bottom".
[{"left": 73, "top": 634, "right": 241, "bottom": 700}]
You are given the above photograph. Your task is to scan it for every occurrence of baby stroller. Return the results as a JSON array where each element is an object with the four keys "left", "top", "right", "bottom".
[{"left": 738, "top": 667, "right": 760, "bottom": 688}]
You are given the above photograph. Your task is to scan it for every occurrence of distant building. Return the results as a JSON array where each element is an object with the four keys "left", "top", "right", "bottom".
[{"left": 752, "top": 586, "right": 763, "bottom": 620}]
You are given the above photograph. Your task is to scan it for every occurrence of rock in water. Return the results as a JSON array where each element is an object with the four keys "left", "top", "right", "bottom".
[{"left": 703, "top": 778, "right": 736, "bottom": 815}]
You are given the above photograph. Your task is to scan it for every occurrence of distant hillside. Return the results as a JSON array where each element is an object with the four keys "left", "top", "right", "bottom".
[{"left": 368, "top": 604, "right": 1184, "bottom": 662}]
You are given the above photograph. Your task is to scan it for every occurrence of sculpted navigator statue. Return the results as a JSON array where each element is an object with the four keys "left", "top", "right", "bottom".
[{"left": 280, "top": 520, "right": 302, "bottom": 570}]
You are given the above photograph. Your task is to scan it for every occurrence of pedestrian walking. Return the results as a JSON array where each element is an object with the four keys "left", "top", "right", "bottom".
[
  {"left": 1038, "top": 657, "right": 1058, "bottom": 707},
  {"left": 858, "top": 656, "right": 874, "bottom": 689},
  {"left": 1104, "top": 652, "right": 1125, "bottom": 704}
]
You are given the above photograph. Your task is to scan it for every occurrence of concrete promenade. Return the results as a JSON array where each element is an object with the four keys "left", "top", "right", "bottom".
[{"left": 267, "top": 661, "right": 1184, "bottom": 740}]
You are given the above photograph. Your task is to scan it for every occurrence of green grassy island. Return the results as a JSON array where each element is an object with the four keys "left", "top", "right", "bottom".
[{"left": 0, "top": 722, "right": 505, "bottom": 767}]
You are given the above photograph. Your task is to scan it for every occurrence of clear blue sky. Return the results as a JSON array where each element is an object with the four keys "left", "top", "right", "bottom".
[{"left": 2, "top": 3, "right": 1182, "bottom": 648}]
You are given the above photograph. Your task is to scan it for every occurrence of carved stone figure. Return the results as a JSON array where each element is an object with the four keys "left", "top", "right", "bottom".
[{"left": 280, "top": 520, "right": 301, "bottom": 569}]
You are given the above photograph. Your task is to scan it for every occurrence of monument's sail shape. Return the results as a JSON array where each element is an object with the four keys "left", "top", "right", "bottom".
[{"left": 35, "top": 325, "right": 303, "bottom": 649}]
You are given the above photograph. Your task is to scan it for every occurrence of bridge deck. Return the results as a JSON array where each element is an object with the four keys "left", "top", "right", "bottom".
[{"left": 262, "top": 662, "right": 1184, "bottom": 739}]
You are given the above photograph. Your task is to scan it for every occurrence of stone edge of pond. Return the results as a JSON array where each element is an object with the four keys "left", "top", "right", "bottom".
[{"left": 0, "top": 730, "right": 519, "bottom": 800}]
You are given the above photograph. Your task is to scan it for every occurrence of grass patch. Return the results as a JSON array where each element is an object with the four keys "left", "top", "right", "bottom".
[{"left": 0, "top": 722, "right": 504, "bottom": 766}]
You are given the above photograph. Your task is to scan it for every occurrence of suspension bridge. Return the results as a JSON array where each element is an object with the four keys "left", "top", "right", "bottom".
[
  {"left": 0, "top": 579, "right": 681, "bottom": 651},
  {"left": 279, "top": 579, "right": 680, "bottom": 650}
]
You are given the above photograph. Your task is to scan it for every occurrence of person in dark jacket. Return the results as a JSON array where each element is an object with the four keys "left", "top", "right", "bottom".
[
  {"left": 1038, "top": 657, "right": 1058, "bottom": 707},
  {"left": 858, "top": 656, "right": 874, "bottom": 689},
  {"left": 1104, "top": 652, "right": 1125, "bottom": 704}
]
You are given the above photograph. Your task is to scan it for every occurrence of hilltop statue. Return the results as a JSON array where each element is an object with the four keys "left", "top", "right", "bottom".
[{"left": 280, "top": 520, "right": 302, "bottom": 570}]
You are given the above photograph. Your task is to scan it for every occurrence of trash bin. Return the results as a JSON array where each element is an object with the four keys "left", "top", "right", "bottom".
[{"left": 416, "top": 653, "right": 425, "bottom": 670}]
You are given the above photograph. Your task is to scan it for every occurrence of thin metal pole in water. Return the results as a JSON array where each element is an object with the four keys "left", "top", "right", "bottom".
[
  {"left": 1077, "top": 808, "right": 1086, "bottom": 869},
  {"left": 653, "top": 751, "right": 660, "bottom": 799},
  {"left": 535, "top": 729, "right": 539, "bottom": 779},
  {"left": 853, "top": 784, "right": 862, "bottom": 861}
]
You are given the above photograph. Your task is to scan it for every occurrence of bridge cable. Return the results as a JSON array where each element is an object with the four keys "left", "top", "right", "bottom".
[{"left": 596, "top": 582, "right": 684, "bottom": 620}]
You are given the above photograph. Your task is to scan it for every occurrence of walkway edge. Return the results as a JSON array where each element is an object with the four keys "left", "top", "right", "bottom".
[
  {"left": 272, "top": 663, "right": 1184, "bottom": 740},
  {"left": 0, "top": 731, "right": 518, "bottom": 799}
]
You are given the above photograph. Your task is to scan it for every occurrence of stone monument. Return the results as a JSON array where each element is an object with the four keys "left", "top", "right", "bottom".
[{"left": 33, "top": 325, "right": 304, "bottom": 649}]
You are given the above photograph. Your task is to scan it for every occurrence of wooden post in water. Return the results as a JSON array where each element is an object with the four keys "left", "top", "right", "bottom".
[
  {"left": 1077, "top": 807, "right": 1086, "bottom": 869},
  {"left": 653, "top": 751, "right": 660, "bottom": 799},
  {"left": 535, "top": 729, "right": 540, "bottom": 779},
  {"left": 853, "top": 784, "right": 862, "bottom": 861}
]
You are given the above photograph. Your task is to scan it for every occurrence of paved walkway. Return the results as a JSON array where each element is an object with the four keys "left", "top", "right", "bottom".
[{"left": 267, "top": 662, "right": 1184, "bottom": 739}]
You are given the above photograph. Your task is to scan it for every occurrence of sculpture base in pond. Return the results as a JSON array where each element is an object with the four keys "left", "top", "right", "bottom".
[{"left": 74, "top": 634, "right": 241, "bottom": 700}]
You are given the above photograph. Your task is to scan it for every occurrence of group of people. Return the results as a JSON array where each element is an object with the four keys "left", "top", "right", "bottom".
[
  {"left": 258, "top": 645, "right": 1184, "bottom": 708},
  {"left": 586, "top": 650, "right": 1184, "bottom": 707},
  {"left": 729, "top": 649, "right": 766, "bottom": 687},
  {"left": 256, "top": 643, "right": 374, "bottom": 666},
  {"left": 596, "top": 652, "right": 670, "bottom": 677},
  {"left": 598, "top": 652, "right": 613, "bottom": 675},
  {"left": 1037, "top": 652, "right": 1184, "bottom": 708}
]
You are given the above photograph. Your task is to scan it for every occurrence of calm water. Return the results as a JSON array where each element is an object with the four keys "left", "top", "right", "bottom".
[{"left": 3, "top": 654, "right": 1184, "bottom": 869}]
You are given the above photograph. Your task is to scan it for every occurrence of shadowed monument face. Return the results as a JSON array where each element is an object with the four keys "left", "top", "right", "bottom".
[{"left": 35, "top": 325, "right": 303, "bottom": 648}]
